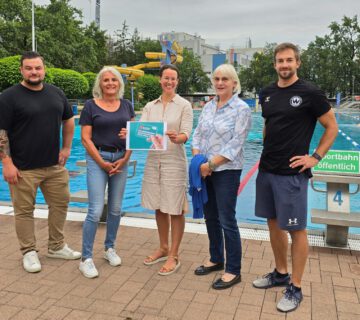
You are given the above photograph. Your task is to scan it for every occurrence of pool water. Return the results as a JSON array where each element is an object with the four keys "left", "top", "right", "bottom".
[{"left": 1, "top": 111, "right": 360, "bottom": 232}]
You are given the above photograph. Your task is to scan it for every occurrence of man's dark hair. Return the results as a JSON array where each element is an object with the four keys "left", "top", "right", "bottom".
[
  {"left": 20, "top": 51, "right": 45, "bottom": 66},
  {"left": 159, "top": 64, "right": 180, "bottom": 79},
  {"left": 274, "top": 43, "right": 300, "bottom": 62}
]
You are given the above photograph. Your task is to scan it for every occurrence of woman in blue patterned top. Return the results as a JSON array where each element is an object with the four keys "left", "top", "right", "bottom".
[{"left": 192, "top": 64, "right": 251, "bottom": 290}]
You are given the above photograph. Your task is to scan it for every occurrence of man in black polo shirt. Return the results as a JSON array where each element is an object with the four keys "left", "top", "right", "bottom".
[
  {"left": 0, "top": 51, "right": 81, "bottom": 273},
  {"left": 253, "top": 43, "right": 338, "bottom": 312}
]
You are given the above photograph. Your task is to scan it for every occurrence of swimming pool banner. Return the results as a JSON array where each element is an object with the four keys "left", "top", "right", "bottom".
[
  {"left": 314, "top": 150, "right": 360, "bottom": 175},
  {"left": 126, "top": 121, "right": 167, "bottom": 151}
]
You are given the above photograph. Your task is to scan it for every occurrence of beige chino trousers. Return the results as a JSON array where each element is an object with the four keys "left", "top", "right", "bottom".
[{"left": 9, "top": 165, "right": 70, "bottom": 255}]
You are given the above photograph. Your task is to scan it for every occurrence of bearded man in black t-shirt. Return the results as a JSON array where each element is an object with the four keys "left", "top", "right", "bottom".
[
  {"left": 0, "top": 52, "right": 81, "bottom": 274},
  {"left": 252, "top": 43, "right": 338, "bottom": 312}
]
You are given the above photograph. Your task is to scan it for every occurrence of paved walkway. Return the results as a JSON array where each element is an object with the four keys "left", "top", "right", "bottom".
[{"left": 1, "top": 214, "right": 360, "bottom": 320}]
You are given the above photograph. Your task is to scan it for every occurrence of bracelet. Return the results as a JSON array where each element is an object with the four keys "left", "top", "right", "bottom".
[
  {"left": 312, "top": 152, "right": 322, "bottom": 161},
  {"left": 208, "top": 160, "right": 217, "bottom": 171}
]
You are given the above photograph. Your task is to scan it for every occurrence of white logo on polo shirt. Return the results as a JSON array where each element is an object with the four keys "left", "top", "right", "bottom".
[{"left": 290, "top": 96, "right": 302, "bottom": 107}]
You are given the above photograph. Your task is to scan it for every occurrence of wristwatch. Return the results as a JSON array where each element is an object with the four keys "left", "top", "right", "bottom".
[
  {"left": 208, "top": 160, "right": 217, "bottom": 171},
  {"left": 312, "top": 152, "right": 322, "bottom": 161}
]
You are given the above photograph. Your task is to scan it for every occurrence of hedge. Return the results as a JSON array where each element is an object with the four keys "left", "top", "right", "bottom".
[
  {"left": 47, "top": 68, "right": 89, "bottom": 99},
  {"left": 0, "top": 55, "right": 54, "bottom": 91},
  {"left": 82, "top": 72, "right": 97, "bottom": 98},
  {"left": 136, "top": 74, "right": 162, "bottom": 107}
]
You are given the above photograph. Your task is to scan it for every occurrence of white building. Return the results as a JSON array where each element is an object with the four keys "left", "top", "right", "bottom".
[{"left": 159, "top": 32, "right": 263, "bottom": 75}]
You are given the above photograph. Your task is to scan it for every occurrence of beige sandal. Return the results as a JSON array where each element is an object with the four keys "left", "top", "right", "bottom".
[
  {"left": 143, "top": 249, "right": 168, "bottom": 266},
  {"left": 158, "top": 256, "right": 181, "bottom": 276}
]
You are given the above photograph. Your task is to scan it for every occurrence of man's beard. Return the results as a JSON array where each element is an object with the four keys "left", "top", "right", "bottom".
[
  {"left": 24, "top": 78, "right": 43, "bottom": 86},
  {"left": 278, "top": 69, "right": 295, "bottom": 80}
]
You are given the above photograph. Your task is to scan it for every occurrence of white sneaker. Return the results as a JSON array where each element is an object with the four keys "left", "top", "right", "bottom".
[
  {"left": 104, "top": 248, "right": 121, "bottom": 266},
  {"left": 47, "top": 244, "right": 81, "bottom": 260},
  {"left": 23, "top": 251, "right": 41, "bottom": 273},
  {"left": 79, "top": 258, "right": 99, "bottom": 278}
]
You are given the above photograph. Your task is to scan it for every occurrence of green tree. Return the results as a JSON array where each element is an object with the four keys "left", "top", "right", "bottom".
[
  {"left": 108, "top": 21, "right": 161, "bottom": 70},
  {"left": 0, "top": 0, "right": 108, "bottom": 72},
  {"left": 177, "top": 49, "right": 211, "bottom": 94},
  {"left": 238, "top": 43, "right": 277, "bottom": 95},
  {"left": 300, "top": 15, "right": 360, "bottom": 96},
  {"left": 0, "top": 0, "right": 32, "bottom": 57}
]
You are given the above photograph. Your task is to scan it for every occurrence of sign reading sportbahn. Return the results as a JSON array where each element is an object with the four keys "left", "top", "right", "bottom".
[{"left": 314, "top": 150, "right": 360, "bottom": 175}]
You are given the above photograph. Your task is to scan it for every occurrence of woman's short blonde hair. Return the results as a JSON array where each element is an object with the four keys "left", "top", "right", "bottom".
[
  {"left": 212, "top": 64, "right": 241, "bottom": 94},
  {"left": 92, "top": 66, "right": 125, "bottom": 99}
]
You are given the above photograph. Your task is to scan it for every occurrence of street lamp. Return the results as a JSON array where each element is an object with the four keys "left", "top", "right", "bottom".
[{"left": 31, "top": 0, "right": 35, "bottom": 51}]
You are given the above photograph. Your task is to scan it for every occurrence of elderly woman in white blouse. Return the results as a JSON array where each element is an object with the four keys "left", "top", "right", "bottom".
[{"left": 192, "top": 64, "right": 251, "bottom": 290}]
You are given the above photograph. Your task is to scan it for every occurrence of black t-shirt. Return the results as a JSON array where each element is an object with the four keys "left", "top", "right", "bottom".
[
  {"left": 259, "top": 79, "right": 331, "bottom": 175},
  {"left": 79, "top": 99, "right": 135, "bottom": 150},
  {"left": 0, "top": 83, "right": 73, "bottom": 170}
]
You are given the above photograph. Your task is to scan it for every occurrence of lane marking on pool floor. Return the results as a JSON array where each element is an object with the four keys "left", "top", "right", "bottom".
[
  {"left": 338, "top": 128, "right": 360, "bottom": 148},
  {"left": 339, "top": 113, "right": 360, "bottom": 121}
]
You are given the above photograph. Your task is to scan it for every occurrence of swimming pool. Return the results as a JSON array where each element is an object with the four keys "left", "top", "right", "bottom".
[{"left": 1, "top": 110, "right": 360, "bottom": 232}]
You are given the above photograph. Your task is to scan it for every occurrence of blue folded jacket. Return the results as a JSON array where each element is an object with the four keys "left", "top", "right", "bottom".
[{"left": 189, "top": 154, "right": 208, "bottom": 219}]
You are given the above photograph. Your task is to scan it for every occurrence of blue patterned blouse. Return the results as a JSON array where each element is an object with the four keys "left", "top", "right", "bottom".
[{"left": 192, "top": 93, "right": 252, "bottom": 171}]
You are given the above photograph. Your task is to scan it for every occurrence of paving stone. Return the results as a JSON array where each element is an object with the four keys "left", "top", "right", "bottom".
[
  {"left": 240, "top": 292, "right": 264, "bottom": 306},
  {"left": 338, "top": 312, "right": 360, "bottom": 320},
  {"left": 332, "top": 276, "right": 355, "bottom": 288},
  {"left": 181, "top": 302, "right": 212, "bottom": 320},
  {"left": 5, "top": 280, "right": 42, "bottom": 294},
  {"left": 336, "top": 301, "right": 360, "bottom": 315},
  {"left": 192, "top": 291, "right": 217, "bottom": 305},
  {"left": 1, "top": 216, "right": 359, "bottom": 320},
  {"left": 207, "top": 311, "right": 234, "bottom": 320},
  {"left": 8, "top": 294, "right": 47, "bottom": 309},
  {"left": 234, "top": 308, "right": 260, "bottom": 320},
  {"left": 159, "top": 299, "right": 189, "bottom": 319},
  {"left": 170, "top": 288, "right": 196, "bottom": 302},
  {"left": 212, "top": 294, "right": 240, "bottom": 314},
  {"left": 55, "top": 295, "right": 94, "bottom": 311},
  {"left": 37, "top": 298, "right": 57, "bottom": 312},
  {"left": 334, "top": 286, "right": 359, "bottom": 303},
  {"left": 259, "top": 313, "right": 286, "bottom": 319},
  {"left": 40, "top": 306, "right": 72, "bottom": 320},
  {"left": 89, "top": 313, "right": 126, "bottom": 320},
  {"left": 11, "top": 309, "right": 43, "bottom": 320},
  {"left": 142, "top": 316, "right": 167, "bottom": 320},
  {"left": 141, "top": 290, "right": 171, "bottom": 309},
  {"left": 87, "top": 300, "right": 126, "bottom": 316},
  {"left": 0, "top": 305, "right": 21, "bottom": 320},
  {"left": 63, "top": 310, "right": 94, "bottom": 320},
  {"left": 88, "top": 283, "right": 121, "bottom": 300}
]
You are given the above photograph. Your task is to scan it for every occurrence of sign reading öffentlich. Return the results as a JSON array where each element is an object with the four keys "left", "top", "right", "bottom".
[{"left": 314, "top": 150, "right": 360, "bottom": 175}]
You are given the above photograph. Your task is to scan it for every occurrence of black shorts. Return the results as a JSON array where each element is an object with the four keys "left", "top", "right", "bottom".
[{"left": 255, "top": 171, "right": 309, "bottom": 231}]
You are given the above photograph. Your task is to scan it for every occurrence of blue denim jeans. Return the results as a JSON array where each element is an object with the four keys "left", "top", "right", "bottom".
[
  {"left": 82, "top": 150, "right": 128, "bottom": 259},
  {"left": 204, "top": 170, "right": 242, "bottom": 275}
]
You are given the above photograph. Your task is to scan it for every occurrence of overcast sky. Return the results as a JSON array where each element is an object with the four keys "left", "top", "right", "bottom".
[{"left": 36, "top": 0, "right": 359, "bottom": 50}]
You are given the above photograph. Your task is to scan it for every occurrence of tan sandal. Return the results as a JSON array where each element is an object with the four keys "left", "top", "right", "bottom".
[
  {"left": 143, "top": 249, "right": 168, "bottom": 266},
  {"left": 158, "top": 256, "right": 181, "bottom": 276}
]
